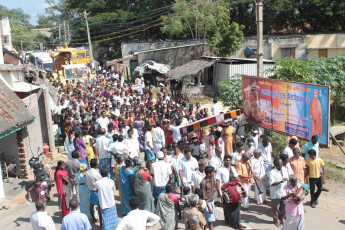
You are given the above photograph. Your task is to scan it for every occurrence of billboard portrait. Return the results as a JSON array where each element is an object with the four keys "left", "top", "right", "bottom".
[{"left": 242, "top": 76, "right": 330, "bottom": 146}]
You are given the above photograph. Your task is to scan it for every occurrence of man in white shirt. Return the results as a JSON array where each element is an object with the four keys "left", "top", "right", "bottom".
[
  {"left": 96, "top": 129, "right": 111, "bottom": 175},
  {"left": 258, "top": 136, "right": 273, "bottom": 171},
  {"left": 179, "top": 148, "right": 199, "bottom": 193},
  {"left": 97, "top": 111, "right": 110, "bottom": 131},
  {"left": 144, "top": 126, "right": 155, "bottom": 171},
  {"left": 151, "top": 151, "right": 172, "bottom": 205},
  {"left": 30, "top": 199, "right": 56, "bottom": 230},
  {"left": 118, "top": 196, "right": 160, "bottom": 230},
  {"left": 152, "top": 120, "right": 165, "bottom": 154},
  {"left": 85, "top": 159, "right": 103, "bottom": 224},
  {"left": 124, "top": 129, "right": 140, "bottom": 158},
  {"left": 251, "top": 149, "right": 267, "bottom": 205},
  {"left": 250, "top": 130, "right": 259, "bottom": 149},
  {"left": 269, "top": 158, "right": 288, "bottom": 227},
  {"left": 95, "top": 168, "right": 120, "bottom": 229},
  {"left": 283, "top": 138, "right": 297, "bottom": 159},
  {"left": 211, "top": 98, "right": 220, "bottom": 116},
  {"left": 210, "top": 146, "right": 223, "bottom": 173},
  {"left": 107, "top": 135, "right": 129, "bottom": 157},
  {"left": 169, "top": 118, "right": 182, "bottom": 144},
  {"left": 232, "top": 141, "right": 244, "bottom": 167},
  {"left": 191, "top": 159, "right": 207, "bottom": 193}
]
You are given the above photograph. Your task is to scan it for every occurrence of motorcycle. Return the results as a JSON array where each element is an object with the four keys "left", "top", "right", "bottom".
[{"left": 28, "top": 148, "right": 53, "bottom": 201}]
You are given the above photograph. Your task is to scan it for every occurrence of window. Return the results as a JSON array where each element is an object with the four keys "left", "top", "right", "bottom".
[
  {"left": 318, "top": 49, "right": 328, "bottom": 58},
  {"left": 86, "top": 51, "right": 90, "bottom": 58},
  {"left": 2, "top": 36, "right": 9, "bottom": 44},
  {"left": 76, "top": 52, "right": 86, "bottom": 59},
  {"left": 281, "top": 48, "right": 296, "bottom": 59}
]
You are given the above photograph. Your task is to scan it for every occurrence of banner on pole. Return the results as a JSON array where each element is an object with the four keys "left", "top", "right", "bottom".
[{"left": 242, "top": 76, "right": 330, "bottom": 146}]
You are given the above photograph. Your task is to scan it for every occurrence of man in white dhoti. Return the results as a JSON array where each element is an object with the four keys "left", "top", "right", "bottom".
[{"left": 250, "top": 149, "right": 267, "bottom": 205}]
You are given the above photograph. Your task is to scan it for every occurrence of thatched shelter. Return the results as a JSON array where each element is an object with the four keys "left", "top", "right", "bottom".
[{"left": 166, "top": 60, "right": 215, "bottom": 80}]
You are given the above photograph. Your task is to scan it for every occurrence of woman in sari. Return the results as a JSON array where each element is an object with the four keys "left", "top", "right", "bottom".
[
  {"left": 156, "top": 184, "right": 180, "bottom": 230},
  {"left": 64, "top": 129, "right": 75, "bottom": 160},
  {"left": 77, "top": 164, "right": 91, "bottom": 219},
  {"left": 114, "top": 155, "right": 124, "bottom": 200},
  {"left": 55, "top": 160, "right": 70, "bottom": 217},
  {"left": 133, "top": 160, "right": 154, "bottom": 212},
  {"left": 222, "top": 123, "right": 234, "bottom": 155},
  {"left": 73, "top": 132, "right": 88, "bottom": 165},
  {"left": 119, "top": 158, "right": 134, "bottom": 215},
  {"left": 82, "top": 130, "right": 95, "bottom": 163}
]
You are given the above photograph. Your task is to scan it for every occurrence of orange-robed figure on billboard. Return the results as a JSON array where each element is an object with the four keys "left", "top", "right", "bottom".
[{"left": 309, "top": 89, "right": 323, "bottom": 137}]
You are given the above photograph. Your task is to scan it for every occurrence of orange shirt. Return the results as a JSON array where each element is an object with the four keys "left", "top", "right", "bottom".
[
  {"left": 289, "top": 156, "right": 306, "bottom": 182},
  {"left": 236, "top": 160, "right": 252, "bottom": 185}
]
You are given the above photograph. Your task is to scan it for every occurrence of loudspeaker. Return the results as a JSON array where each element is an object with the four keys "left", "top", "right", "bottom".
[{"left": 244, "top": 47, "right": 256, "bottom": 58}]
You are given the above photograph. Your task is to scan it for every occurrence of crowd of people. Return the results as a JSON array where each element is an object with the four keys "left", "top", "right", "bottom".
[{"left": 28, "top": 70, "right": 327, "bottom": 230}]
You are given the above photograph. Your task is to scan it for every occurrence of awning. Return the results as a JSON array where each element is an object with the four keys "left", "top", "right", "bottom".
[
  {"left": 166, "top": 60, "right": 215, "bottom": 80},
  {"left": 106, "top": 55, "right": 134, "bottom": 66}
]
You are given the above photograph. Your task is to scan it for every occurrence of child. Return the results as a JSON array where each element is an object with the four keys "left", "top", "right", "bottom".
[
  {"left": 194, "top": 188, "right": 212, "bottom": 215},
  {"left": 27, "top": 177, "right": 49, "bottom": 202},
  {"left": 181, "top": 186, "right": 191, "bottom": 208}
]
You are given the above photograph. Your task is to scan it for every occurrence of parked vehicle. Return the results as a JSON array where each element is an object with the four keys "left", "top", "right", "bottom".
[{"left": 28, "top": 148, "right": 53, "bottom": 201}]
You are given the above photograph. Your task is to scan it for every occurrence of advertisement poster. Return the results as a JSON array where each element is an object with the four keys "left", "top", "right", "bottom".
[{"left": 242, "top": 76, "right": 330, "bottom": 146}]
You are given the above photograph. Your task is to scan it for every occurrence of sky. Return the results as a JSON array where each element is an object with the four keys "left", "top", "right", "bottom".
[{"left": 1, "top": 0, "right": 48, "bottom": 25}]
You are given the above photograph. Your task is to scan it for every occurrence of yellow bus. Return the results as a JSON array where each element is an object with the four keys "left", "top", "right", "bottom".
[{"left": 75, "top": 49, "right": 91, "bottom": 66}]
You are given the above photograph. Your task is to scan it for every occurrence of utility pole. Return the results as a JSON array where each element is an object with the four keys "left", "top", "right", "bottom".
[
  {"left": 256, "top": 0, "right": 264, "bottom": 78},
  {"left": 58, "top": 21, "right": 61, "bottom": 45},
  {"left": 63, "top": 21, "right": 67, "bottom": 44},
  {"left": 84, "top": 10, "right": 94, "bottom": 68},
  {"left": 67, "top": 22, "right": 70, "bottom": 43},
  {"left": 0, "top": 29, "right": 4, "bottom": 64}
]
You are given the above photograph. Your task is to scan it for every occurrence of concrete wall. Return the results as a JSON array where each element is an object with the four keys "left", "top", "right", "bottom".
[
  {"left": 21, "top": 92, "right": 44, "bottom": 159},
  {"left": 0, "top": 70, "right": 25, "bottom": 88},
  {"left": 122, "top": 40, "right": 199, "bottom": 57},
  {"left": 0, "top": 133, "right": 18, "bottom": 165},
  {"left": 233, "top": 35, "right": 308, "bottom": 60},
  {"left": 307, "top": 48, "right": 345, "bottom": 59}
]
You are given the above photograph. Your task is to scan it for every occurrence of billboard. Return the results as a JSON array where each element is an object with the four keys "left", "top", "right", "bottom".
[{"left": 242, "top": 76, "right": 330, "bottom": 146}]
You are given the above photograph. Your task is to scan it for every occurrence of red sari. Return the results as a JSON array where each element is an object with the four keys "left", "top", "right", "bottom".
[{"left": 55, "top": 169, "right": 70, "bottom": 217}]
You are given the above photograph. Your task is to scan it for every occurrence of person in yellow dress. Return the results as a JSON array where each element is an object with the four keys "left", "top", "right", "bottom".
[
  {"left": 222, "top": 123, "right": 234, "bottom": 155},
  {"left": 82, "top": 130, "right": 95, "bottom": 163},
  {"left": 114, "top": 155, "right": 124, "bottom": 200}
]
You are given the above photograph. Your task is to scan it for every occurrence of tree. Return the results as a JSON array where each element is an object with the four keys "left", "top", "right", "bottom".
[
  {"left": 160, "top": 0, "right": 244, "bottom": 56},
  {"left": 218, "top": 74, "right": 243, "bottom": 109}
]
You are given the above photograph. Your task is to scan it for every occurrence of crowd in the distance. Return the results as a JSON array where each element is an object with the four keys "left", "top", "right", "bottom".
[{"left": 28, "top": 69, "right": 326, "bottom": 230}]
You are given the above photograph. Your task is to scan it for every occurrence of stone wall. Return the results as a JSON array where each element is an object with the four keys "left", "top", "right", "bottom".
[{"left": 137, "top": 45, "right": 212, "bottom": 68}]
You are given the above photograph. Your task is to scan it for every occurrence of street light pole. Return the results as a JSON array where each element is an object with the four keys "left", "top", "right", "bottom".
[{"left": 256, "top": 0, "right": 264, "bottom": 78}]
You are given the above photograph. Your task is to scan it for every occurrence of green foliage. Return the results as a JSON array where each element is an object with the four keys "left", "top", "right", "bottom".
[
  {"left": 229, "top": 0, "right": 345, "bottom": 36},
  {"left": 161, "top": 0, "right": 244, "bottom": 56},
  {"left": 218, "top": 74, "right": 243, "bottom": 109},
  {"left": 264, "top": 130, "right": 288, "bottom": 158},
  {"left": 268, "top": 56, "right": 345, "bottom": 124},
  {"left": 324, "top": 161, "right": 345, "bottom": 182}
]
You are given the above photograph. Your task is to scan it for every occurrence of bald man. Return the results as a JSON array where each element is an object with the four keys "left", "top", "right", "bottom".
[{"left": 30, "top": 199, "right": 56, "bottom": 230}]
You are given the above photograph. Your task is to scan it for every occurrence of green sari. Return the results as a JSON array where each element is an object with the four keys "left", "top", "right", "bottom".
[
  {"left": 155, "top": 193, "right": 178, "bottom": 230},
  {"left": 133, "top": 169, "right": 154, "bottom": 212}
]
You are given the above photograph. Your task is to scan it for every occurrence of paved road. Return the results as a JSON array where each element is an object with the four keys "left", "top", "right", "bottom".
[{"left": 1, "top": 181, "right": 345, "bottom": 230}]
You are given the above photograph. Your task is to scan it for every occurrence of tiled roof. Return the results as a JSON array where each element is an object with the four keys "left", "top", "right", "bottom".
[{"left": 0, "top": 79, "right": 35, "bottom": 137}]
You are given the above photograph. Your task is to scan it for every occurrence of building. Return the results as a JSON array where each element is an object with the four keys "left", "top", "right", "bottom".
[
  {"left": 0, "top": 18, "right": 13, "bottom": 52},
  {"left": 233, "top": 33, "right": 345, "bottom": 60}
]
